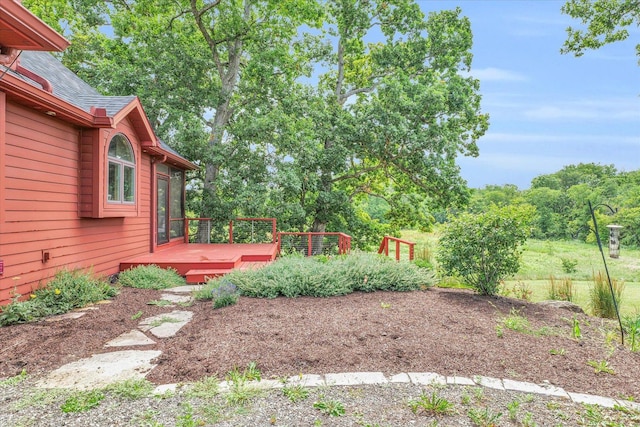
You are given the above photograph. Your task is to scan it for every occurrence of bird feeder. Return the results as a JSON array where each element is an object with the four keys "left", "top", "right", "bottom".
[{"left": 606, "top": 225, "right": 623, "bottom": 259}]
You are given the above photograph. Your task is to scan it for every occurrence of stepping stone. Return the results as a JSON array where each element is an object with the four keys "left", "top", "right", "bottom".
[
  {"left": 160, "top": 293, "right": 192, "bottom": 304},
  {"left": 45, "top": 312, "right": 86, "bottom": 322},
  {"left": 138, "top": 310, "right": 193, "bottom": 338},
  {"left": 104, "top": 330, "right": 156, "bottom": 347},
  {"left": 36, "top": 350, "right": 161, "bottom": 390},
  {"left": 164, "top": 285, "right": 202, "bottom": 294}
]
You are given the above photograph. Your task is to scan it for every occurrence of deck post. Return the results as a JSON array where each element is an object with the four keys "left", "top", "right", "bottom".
[{"left": 229, "top": 220, "right": 233, "bottom": 244}]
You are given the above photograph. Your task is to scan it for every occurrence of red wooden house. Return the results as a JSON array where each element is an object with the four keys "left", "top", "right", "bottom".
[{"left": 0, "top": 0, "right": 197, "bottom": 305}]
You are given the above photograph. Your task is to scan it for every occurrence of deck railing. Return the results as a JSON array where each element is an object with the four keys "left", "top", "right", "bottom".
[
  {"left": 185, "top": 218, "right": 277, "bottom": 244},
  {"left": 277, "top": 232, "right": 351, "bottom": 256},
  {"left": 378, "top": 235, "right": 415, "bottom": 261}
]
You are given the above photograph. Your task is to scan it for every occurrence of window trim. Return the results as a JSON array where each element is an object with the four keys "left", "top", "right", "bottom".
[{"left": 107, "top": 134, "right": 136, "bottom": 205}]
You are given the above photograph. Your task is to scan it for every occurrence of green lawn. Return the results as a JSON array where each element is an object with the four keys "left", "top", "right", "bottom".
[{"left": 393, "top": 230, "right": 640, "bottom": 317}]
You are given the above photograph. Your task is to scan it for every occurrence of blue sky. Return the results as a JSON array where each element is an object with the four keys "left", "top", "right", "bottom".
[{"left": 419, "top": 1, "right": 639, "bottom": 189}]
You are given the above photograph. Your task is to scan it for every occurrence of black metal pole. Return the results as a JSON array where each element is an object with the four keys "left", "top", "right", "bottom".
[{"left": 588, "top": 201, "right": 624, "bottom": 345}]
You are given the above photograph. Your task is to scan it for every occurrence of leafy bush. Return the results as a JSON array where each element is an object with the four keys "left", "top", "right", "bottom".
[
  {"left": 547, "top": 275, "right": 574, "bottom": 302},
  {"left": 196, "top": 251, "right": 435, "bottom": 300},
  {"left": 590, "top": 271, "right": 624, "bottom": 319},
  {"left": 118, "top": 265, "right": 186, "bottom": 289},
  {"left": 0, "top": 269, "right": 117, "bottom": 326},
  {"left": 437, "top": 205, "right": 535, "bottom": 296},
  {"left": 560, "top": 257, "right": 578, "bottom": 274}
]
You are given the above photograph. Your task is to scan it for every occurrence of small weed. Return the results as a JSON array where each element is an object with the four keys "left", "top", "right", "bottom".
[
  {"left": 380, "top": 302, "right": 391, "bottom": 309},
  {"left": 521, "top": 411, "right": 537, "bottom": 427},
  {"left": 408, "top": 391, "right": 455, "bottom": 416},
  {"left": 467, "top": 407, "right": 502, "bottom": 426},
  {"left": 313, "top": 399, "right": 346, "bottom": 416},
  {"left": 587, "top": 359, "right": 616, "bottom": 375},
  {"left": 186, "top": 376, "right": 219, "bottom": 398},
  {"left": 149, "top": 316, "right": 182, "bottom": 328},
  {"left": 60, "top": 389, "right": 105, "bottom": 413},
  {"left": 106, "top": 378, "right": 154, "bottom": 399},
  {"left": 282, "top": 384, "right": 309, "bottom": 402},
  {"left": 572, "top": 315, "right": 582, "bottom": 339},
  {"left": 549, "top": 348, "right": 566, "bottom": 356},
  {"left": 507, "top": 399, "right": 520, "bottom": 421},
  {"left": 472, "top": 386, "right": 485, "bottom": 402},
  {"left": 131, "top": 310, "right": 143, "bottom": 320},
  {"left": 500, "top": 308, "right": 530, "bottom": 333},
  {"left": 623, "top": 314, "right": 640, "bottom": 352},
  {"left": 12, "top": 388, "right": 67, "bottom": 411},
  {"left": 0, "top": 369, "right": 27, "bottom": 387},
  {"left": 461, "top": 391, "right": 471, "bottom": 405},
  {"left": 175, "top": 403, "right": 202, "bottom": 427}
]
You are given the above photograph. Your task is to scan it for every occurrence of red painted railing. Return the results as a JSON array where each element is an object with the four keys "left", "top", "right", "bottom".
[
  {"left": 378, "top": 236, "right": 415, "bottom": 261},
  {"left": 277, "top": 232, "right": 351, "bottom": 256}
]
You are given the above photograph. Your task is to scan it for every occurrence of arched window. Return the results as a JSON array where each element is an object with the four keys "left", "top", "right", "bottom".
[{"left": 107, "top": 134, "right": 135, "bottom": 203}]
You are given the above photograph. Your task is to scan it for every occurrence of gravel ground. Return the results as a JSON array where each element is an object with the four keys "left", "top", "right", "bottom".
[{"left": 2, "top": 376, "right": 640, "bottom": 426}]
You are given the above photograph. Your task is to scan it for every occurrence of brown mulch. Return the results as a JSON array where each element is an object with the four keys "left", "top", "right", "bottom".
[{"left": 0, "top": 286, "right": 638, "bottom": 401}]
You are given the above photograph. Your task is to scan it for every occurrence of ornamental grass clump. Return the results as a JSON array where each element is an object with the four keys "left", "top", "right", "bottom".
[
  {"left": 118, "top": 264, "right": 186, "bottom": 290},
  {"left": 590, "top": 271, "right": 624, "bottom": 319},
  {"left": 196, "top": 251, "right": 435, "bottom": 301},
  {"left": 0, "top": 269, "right": 117, "bottom": 326}
]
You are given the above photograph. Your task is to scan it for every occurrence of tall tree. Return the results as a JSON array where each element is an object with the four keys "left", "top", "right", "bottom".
[
  {"left": 561, "top": 0, "right": 640, "bottom": 63},
  {"left": 279, "top": 1, "right": 489, "bottom": 236}
]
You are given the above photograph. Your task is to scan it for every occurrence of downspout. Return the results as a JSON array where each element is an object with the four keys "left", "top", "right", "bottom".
[{"left": 15, "top": 60, "right": 53, "bottom": 93}]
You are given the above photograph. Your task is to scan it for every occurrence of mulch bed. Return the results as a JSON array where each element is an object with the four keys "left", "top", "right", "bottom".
[{"left": 1, "top": 286, "right": 638, "bottom": 400}]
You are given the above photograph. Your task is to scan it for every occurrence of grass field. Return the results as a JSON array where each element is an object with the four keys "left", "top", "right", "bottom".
[{"left": 394, "top": 230, "right": 640, "bottom": 317}]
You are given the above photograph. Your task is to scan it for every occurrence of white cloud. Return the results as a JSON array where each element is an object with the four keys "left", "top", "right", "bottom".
[
  {"left": 523, "top": 98, "right": 640, "bottom": 121},
  {"left": 467, "top": 67, "right": 528, "bottom": 82}
]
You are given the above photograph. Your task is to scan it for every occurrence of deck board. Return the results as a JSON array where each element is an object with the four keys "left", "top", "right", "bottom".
[{"left": 120, "top": 243, "right": 278, "bottom": 279}]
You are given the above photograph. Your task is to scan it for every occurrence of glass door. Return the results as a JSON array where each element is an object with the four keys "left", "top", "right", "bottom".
[{"left": 157, "top": 176, "right": 169, "bottom": 245}]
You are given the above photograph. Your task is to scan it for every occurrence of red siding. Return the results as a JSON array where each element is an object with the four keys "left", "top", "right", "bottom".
[{"left": 0, "top": 102, "right": 153, "bottom": 304}]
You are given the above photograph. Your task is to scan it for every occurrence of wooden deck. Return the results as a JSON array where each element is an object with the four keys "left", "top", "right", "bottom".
[{"left": 120, "top": 243, "right": 278, "bottom": 283}]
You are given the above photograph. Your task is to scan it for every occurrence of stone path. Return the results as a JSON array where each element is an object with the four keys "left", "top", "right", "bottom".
[{"left": 34, "top": 285, "right": 639, "bottom": 411}]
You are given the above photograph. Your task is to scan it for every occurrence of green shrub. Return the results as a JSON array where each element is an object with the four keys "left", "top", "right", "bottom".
[
  {"left": 197, "top": 252, "right": 435, "bottom": 300},
  {"left": 437, "top": 205, "right": 535, "bottom": 296},
  {"left": 547, "top": 275, "right": 574, "bottom": 302},
  {"left": 0, "top": 269, "right": 117, "bottom": 326},
  {"left": 118, "top": 265, "right": 186, "bottom": 289},
  {"left": 210, "top": 280, "right": 240, "bottom": 309},
  {"left": 560, "top": 257, "right": 578, "bottom": 274},
  {"left": 590, "top": 271, "right": 624, "bottom": 319}
]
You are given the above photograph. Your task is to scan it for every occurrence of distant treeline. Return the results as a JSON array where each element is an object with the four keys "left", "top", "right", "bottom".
[{"left": 465, "top": 163, "right": 640, "bottom": 247}]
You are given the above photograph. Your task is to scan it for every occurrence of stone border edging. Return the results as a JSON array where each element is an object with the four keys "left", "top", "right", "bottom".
[{"left": 152, "top": 371, "right": 640, "bottom": 411}]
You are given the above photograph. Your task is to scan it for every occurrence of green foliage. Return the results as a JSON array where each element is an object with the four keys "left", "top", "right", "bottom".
[
  {"left": 587, "top": 359, "right": 616, "bottom": 375},
  {"left": 561, "top": 0, "right": 640, "bottom": 63},
  {"left": 313, "top": 399, "right": 346, "bottom": 417},
  {"left": 209, "top": 280, "right": 240, "bottom": 309},
  {"left": 198, "top": 252, "right": 434, "bottom": 300},
  {"left": 437, "top": 205, "right": 535, "bottom": 296},
  {"left": 560, "top": 257, "right": 578, "bottom": 274},
  {"left": 547, "top": 276, "right": 574, "bottom": 302},
  {"left": 572, "top": 315, "right": 582, "bottom": 340},
  {"left": 623, "top": 314, "right": 640, "bottom": 352},
  {"left": 467, "top": 407, "right": 502, "bottom": 427},
  {"left": 590, "top": 271, "right": 624, "bottom": 319},
  {"left": 0, "top": 269, "right": 117, "bottom": 326},
  {"left": 282, "top": 384, "right": 310, "bottom": 403},
  {"left": 106, "top": 378, "right": 155, "bottom": 400},
  {"left": 186, "top": 376, "right": 220, "bottom": 399},
  {"left": 118, "top": 265, "right": 186, "bottom": 290},
  {"left": 408, "top": 391, "right": 455, "bottom": 416},
  {"left": 0, "top": 369, "right": 27, "bottom": 388},
  {"left": 60, "top": 390, "right": 105, "bottom": 413}
]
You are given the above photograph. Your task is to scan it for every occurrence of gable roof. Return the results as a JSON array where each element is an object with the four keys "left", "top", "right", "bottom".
[{"left": 0, "top": 0, "right": 195, "bottom": 170}]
